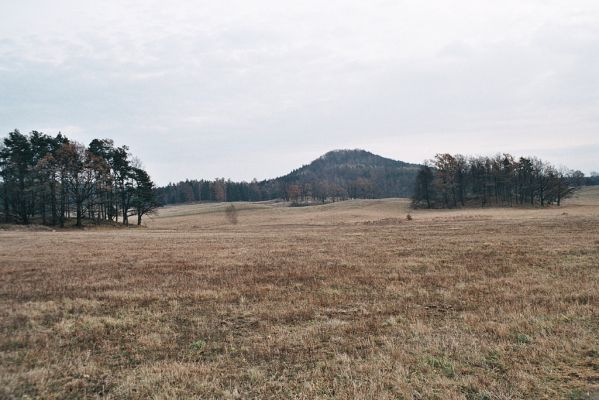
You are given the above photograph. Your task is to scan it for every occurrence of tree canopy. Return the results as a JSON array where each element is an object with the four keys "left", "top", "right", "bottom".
[
  {"left": 412, "top": 153, "right": 585, "bottom": 209},
  {"left": 0, "top": 130, "right": 158, "bottom": 226}
]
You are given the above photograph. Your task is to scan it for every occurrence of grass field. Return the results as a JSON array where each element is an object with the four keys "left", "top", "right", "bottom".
[{"left": 1, "top": 188, "right": 598, "bottom": 399}]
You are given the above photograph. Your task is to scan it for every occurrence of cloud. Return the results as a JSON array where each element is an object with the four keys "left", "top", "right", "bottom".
[{"left": 1, "top": 1, "right": 598, "bottom": 184}]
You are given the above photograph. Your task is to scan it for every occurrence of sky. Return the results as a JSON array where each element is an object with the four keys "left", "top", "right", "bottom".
[{"left": 1, "top": 0, "right": 598, "bottom": 184}]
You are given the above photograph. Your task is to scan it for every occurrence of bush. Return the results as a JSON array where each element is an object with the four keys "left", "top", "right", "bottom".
[{"left": 225, "top": 204, "right": 238, "bottom": 225}]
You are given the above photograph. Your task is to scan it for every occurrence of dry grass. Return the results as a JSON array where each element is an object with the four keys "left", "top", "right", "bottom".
[{"left": 1, "top": 189, "right": 598, "bottom": 399}]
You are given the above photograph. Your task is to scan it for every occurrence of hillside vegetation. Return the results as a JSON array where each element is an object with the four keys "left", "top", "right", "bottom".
[
  {"left": 1, "top": 188, "right": 598, "bottom": 399},
  {"left": 267, "top": 149, "right": 420, "bottom": 198},
  {"left": 158, "top": 149, "right": 420, "bottom": 205}
]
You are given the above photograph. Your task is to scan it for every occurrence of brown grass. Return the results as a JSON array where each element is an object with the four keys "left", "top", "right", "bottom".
[{"left": 1, "top": 188, "right": 598, "bottom": 399}]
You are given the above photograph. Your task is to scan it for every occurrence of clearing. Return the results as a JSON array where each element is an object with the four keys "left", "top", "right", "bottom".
[{"left": 1, "top": 188, "right": 598, "bottom": 399}]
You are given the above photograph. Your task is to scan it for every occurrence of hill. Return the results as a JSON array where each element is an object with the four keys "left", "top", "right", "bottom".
[
  {"left": 290, "top": 149, "right": 417, "bottom": 175},
  {"left": 265, "top": 149, "right": 420, "bottom": 199},
  {"left": 158, "top": 149, "right": 421, "bottom": 204}
]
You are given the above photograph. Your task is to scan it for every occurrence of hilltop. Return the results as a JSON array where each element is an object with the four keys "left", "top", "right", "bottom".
[{"left": 289, "top": 149, "right": 417, "bottom": 175}]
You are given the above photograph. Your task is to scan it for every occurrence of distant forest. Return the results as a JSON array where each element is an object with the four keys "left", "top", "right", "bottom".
[
  {"left": 158, "top": 149, "right": 421, "bottom": 205},
  {"left": 412, "top": 153, "right": 597, "bottom": 208},
  {"left": 0, "top": 130, "right": 158, "bottom": 226}
]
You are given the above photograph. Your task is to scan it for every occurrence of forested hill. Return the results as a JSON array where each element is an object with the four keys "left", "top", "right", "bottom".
[
  {"left": 158, "top": 149, "right": 421, "bottom": 204},
  {"left": 261, "top": 149, "right": 420, "bottom": 199}
]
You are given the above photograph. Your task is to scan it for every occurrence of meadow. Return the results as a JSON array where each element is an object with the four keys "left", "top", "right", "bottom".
[{"left": 1, "top": 188, "right": 598, "bottom": 399}]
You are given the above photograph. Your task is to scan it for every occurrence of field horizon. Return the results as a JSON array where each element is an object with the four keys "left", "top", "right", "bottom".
[{"left": 1, "top": 187, "right": 598, "bottom": 399}]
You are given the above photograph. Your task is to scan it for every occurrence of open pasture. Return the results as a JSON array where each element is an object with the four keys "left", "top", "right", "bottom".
[{"left": 1, "top": 189, "right": 598, "bottom": 399}]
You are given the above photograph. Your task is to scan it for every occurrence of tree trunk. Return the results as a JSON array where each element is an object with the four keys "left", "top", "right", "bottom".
[
  {"left": 41, "top": 193, "right": 46, "bottom": 225},
  {"left": 59, "top": 194, "right": 65, "bottom": 228},
  {"left": 50, "top": 180, "right": 57, "bottom": 225},
  {"left": 3, "top": 184, "right": 9, "bottom": 223},
  {"left": 19, "top": 176, "right": 29, "bottom": 224},
  {"left": 121, "top": 184, "right": 128, "bottom": 225},
  {"left": 556, "top": 180, "right": 562, "bottom": 206},
  {"left": 76, "top": 202, "right": 82, "bottom": 227}
]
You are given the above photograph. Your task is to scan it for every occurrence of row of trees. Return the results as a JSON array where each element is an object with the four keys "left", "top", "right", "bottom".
[
  {"left": 157, "top": 178, "right": 357, "bottom": 205},
  {"left": 159, "top": 179, "right": 263, "bottom": 204},
  {"left": 0, "top": 130, "right": 159, "bottom": 226},
  {"left": 412, "top": 153, "right": 586, "bottom": 208}
]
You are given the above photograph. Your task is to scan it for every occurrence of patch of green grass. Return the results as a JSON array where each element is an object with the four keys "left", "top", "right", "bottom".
[
  {"left": 514, "top": 333, "right": 532, "bottom": 344},
  {"left": 426, "top": 356, "right": 455, "bottom": 378},
  {"left": 484, "top": 350, "right": 506, "bottom": 373},
  {"left": 190, "top": 339, "right": 206, "bottom": 352},
  {"left": 568, "top": 389, "right": 598, "bottom": 400},
  {"left": 462, "top": 385, "right": 491, "bottom": 400}
]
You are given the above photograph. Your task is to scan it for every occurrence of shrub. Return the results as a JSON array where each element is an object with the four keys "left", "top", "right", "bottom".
[{"left": 225, "top": 204, "right": 238, "bottom": 225}]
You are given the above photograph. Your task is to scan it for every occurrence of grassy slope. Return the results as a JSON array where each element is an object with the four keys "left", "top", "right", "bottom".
[{"left": 1, "top": 188, "right": 598, "bottom": 399}]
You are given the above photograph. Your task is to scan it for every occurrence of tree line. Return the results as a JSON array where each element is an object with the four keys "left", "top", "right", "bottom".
[
  {"left": 157, "top": 178, "right": 356, "bottom": 205},
  {"left": 157, "top": 175, "right": 418, "bottom": 205},
  {"left": 159, "top": 179, "right": 262, "bottom": 204},
  {"left": 412, "top": 153, "right": 591, "bottom": 208},
  {"left": 158, "top": 149, "right": 420, "bottom": 205},
  {"left": 0, "top": 130, "right": 159, "bottom": 227}
]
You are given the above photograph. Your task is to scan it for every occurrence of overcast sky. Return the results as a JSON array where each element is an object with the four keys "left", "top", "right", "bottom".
[{"left": 1, "top": 1, "right": 598, "bottom": 184}]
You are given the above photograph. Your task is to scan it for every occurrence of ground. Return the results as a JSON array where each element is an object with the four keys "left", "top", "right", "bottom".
[{"left": 1, "top": 188, "right": 598, "bottom": 399}]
